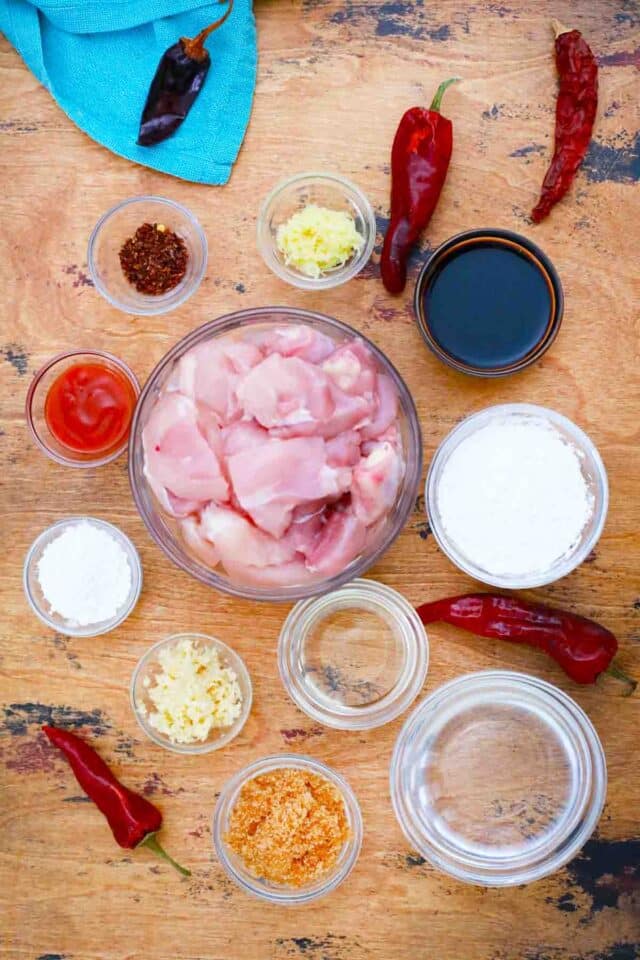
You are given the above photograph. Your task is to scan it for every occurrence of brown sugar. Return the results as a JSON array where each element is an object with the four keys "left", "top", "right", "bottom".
[{"left": 224, "top": 768, "right": 350, "bottom": 886}]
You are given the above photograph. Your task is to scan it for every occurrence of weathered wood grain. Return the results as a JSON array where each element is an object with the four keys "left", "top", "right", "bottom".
[{"left": 1, "top": 1, "right": 639, "bottom": 958}]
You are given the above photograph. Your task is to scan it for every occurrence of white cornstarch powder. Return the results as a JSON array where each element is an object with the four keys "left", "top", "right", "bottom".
[
  {"left": 37, "top": 522, "right": 133, "bottom": 626},
  {"left": 436, "top": 417, "right": 594, "bottom": 577}
]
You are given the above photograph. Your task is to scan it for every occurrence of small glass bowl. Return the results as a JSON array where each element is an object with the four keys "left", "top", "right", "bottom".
[
  {"left": 426, "top": 403, "right": 609, "bottom": 589},
  {"left": 278, "top": 579, "right": 429, "bottom": 730},
  {"left": 390, "top": 671, "right": 606, "bottom": 887},
  {"left": 23, "top": 517, "right": 142, "bottom": 638},
  {"left": 257, "top": 172, "right": 376, "bottom": 290},
  {"left": 25, "top": 350, "right": 140, "bottom": 467},
  {"left": 88, "top": 196, "right": 207, "bottom": 315},
  {"left": 213, "top": 754, "right": 363, "bottom": 903},
  {"left": 130, "top": 633, "right": 252, "bottom": 755}
]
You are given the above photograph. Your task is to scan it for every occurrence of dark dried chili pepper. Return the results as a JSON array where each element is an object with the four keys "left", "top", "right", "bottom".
[
  {"left": 119, "top": 222, "right": 188, "bottom": 295},
  {"left": 138, "top": 0, "right": 233, "bottom": 147},
  {"left": 531, "top": 20, "right": 598, "bottom": 223},
  {"left": 43, "top": 725, "right": 191, "bottom": 876},
  {"left": 381, "top": 77, "right": 459, "bottom": 295},
  {"left": 417, "top": 594, "right": 636, "bottom": 692}
]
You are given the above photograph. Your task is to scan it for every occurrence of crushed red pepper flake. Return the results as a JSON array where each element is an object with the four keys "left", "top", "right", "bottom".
[{"left": 119, "top": 222, "right": 188, "bottom": 295}]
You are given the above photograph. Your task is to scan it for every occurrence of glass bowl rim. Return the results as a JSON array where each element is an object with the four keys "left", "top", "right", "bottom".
[
  {"left": 23, "top": 515, "right": 143, "bottom": 637},
  {"left": 128, "top": 306, "right": 423, "bottom": 602},
  {"left": 278, "top": 578, "right": 429, "bottom": 730},
  {"left": 257, "top": 171, "right": 377, "bottom": 290},
  {"left": 130, "top": 631, "right": 253, "bottom": 755},
  {"left": 87, "top": 195, "right": 208, "bottom": 316},
  {"left": 390, "top": 669, "right": 607, "bottom": 887},
  {"left": 412, "top": 226, "right": 564, "bottom": 378},
  {"left": 25, "top": 349, "right": 140, "bottom": 468},
  {"left": 425, "top": 402, "right": 609, "bottom": 589},
  {"left": 213, "top": 752, "right": 363, "bottom": 903}
]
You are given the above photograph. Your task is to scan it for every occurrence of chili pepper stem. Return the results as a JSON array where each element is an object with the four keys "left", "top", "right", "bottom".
[
  {"left": 139, "top": 833, "right": 191, "bottom": 877},
  {"left": 429, "top": 77, "right": 461, "bottom": 113},
  {"left": 551, "top": 18, "right": 571, "bottom": 38},
  {"left": 182, "top": 0, "right": 234, "bottom": 61},
  {"left": 603, "top": 662, "right": 637, "bottom": 696}
]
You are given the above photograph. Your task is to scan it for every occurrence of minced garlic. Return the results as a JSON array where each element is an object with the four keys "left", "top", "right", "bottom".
[
  {"left": 225, "top": 768, "right": 350, "bottom": 886},
  {"left": 140, "top": 637, "right": 242, "bottom": 744},
  {"left": 276, "top": 204, "right": 364, "bottom": 279}
]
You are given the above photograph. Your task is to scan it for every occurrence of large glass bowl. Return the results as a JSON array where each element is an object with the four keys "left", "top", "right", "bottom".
[{"left": 128, "top": 308, "right": 422, "bottom": 601}]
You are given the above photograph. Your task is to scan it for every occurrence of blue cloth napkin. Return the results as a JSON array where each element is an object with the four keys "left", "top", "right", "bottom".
[{"left": 0, "top": 0, "right": 257, "bottom": 184}]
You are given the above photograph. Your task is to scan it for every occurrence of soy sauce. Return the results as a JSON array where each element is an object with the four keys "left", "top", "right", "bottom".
[{"left": 418, "top": 236, "right": 557, "bottom": 373}]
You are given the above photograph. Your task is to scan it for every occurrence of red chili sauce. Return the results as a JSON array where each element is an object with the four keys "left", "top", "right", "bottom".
[{"left": 44, "top": 363, "right": 136, "bottom": 454}]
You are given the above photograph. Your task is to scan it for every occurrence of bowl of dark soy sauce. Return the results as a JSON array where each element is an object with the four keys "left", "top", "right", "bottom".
[{"left": 414, "top": 228, "right": 563, "bottom": 377}]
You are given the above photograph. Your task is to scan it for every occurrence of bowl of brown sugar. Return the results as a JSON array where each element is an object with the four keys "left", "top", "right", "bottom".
[{"left": 213, "top": 754, "right": 363, "bottom": 903}]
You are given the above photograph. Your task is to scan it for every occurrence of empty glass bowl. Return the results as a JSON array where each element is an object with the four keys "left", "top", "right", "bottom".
[
  {"left": 213, "top": 754, "right": 363, "bottom": 903},
  {"left": 390, "top": 671, "right": 606, "bottom": 886},
  {"left": 278, "top": 579, "right": 429, "bottom": 729},
  {"left": 130, "top": 633, "right": 252, "bottom": 755},
  {"left": 23, "top": 517, "right": 142, "bottom": 637},
  {"left": 88, "top": 196, "right": 207, "bottom": 315},
  {"left": 426, "top": 403, "right": 608, "bottom": 589},
  {"left": 25, "top": 350, "right": 139, "bottom": 467},
  {"left": 128, "top": 307, "right": 423, "bottom": 602},
  {"left": 257, "top": 172, "right": 376, "bottom": 289}
]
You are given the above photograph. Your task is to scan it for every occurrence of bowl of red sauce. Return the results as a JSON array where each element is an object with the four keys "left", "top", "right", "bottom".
[{"left": 26, "top": 350, "right": 140, "bottom": 467}]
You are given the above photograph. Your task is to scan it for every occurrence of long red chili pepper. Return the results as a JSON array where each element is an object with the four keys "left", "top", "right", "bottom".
[
  {"left": 417, "top": 594, "right": 635, "bottom": 691},
  {"left": 43, "top": 726, "right": 190, "bottom": 876},
  {"left": 381, "top": 77, "right": 459, "bottom": 294},
  {"left": 531, "top": 20, "right": 598, "bottom": 223}
]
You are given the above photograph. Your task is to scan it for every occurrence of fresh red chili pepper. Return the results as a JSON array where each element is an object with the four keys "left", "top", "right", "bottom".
[
  {"left": 138, "top": 0, "right": 233, "bottom": 147},
  {"left": 531, "top": 20, "right": 598, "bottom": 223},
  {"left": 417, "top": 594, "right": 636, "bottom": 691},
  {"left": 43, "top": 726, "right": 190, "bottom": 876},
  {"left": 381, "top": 77, "right": 459, "bottom": 295}
]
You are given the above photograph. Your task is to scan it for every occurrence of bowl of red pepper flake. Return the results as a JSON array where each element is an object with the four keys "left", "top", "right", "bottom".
[{"left": 88, "top": 196, "right": 207, "bottom": 315}]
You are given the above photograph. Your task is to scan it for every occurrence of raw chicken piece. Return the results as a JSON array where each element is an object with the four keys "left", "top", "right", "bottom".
[
  {"left": 179, "top": 515, "right": 220, "bottom": 568},
  {"left": 248, "top": 325, "right": 336, "bottom": 363},
  {"left": 236, "top": 354, "right": 334, "bottom": 432},
  {"left": 361, "top": 373, "right": 399, "bottom": 441},
  {"left": 351, "top": 441, "right": 404, "bottom": 525},
  {"left": 168, "top": 340, "right": 262, "bottom": 423},
  {"left": 286, "top": 503, "right": 327, "bottom": 558},
  {"left": 320, "top": 387, "right": 373, "bottom": 438},
  {"left": 362, "top": 422, "right": 402, "bottom": 456},
  {"left": 143, "top": 465, "right": 204, "bottom": 518},
  {"left": 222, "top": 558, "right": 316, "bottom": 588},
  {"left": 221, "top": 420, "right": 270, "bottom": 457},
  {"left": 307, "top": 507, "right": 367, "bottom": 576},
  {"left": 322, "top": 340, "right": 377, "bottom": 397},
  {"left": 227, "top": 436, "right": 351, "bottom": 538},
  {"left": 142, "top": 393, "right": 229, "bottom": 502},
  {"left": 325, "top": 430, "right": 362, "bottom": 467},
  {"left": 200, "top": 503, "right": 298, "bottom": 569}
]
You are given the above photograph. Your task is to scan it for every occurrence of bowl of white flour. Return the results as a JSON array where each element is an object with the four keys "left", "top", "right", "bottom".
[{"left": 425, "top": 404, "right": 608, "bottom": 588}]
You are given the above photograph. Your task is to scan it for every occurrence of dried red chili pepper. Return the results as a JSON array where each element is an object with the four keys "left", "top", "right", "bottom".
[
  {"left": 417, "top": 594, "right": 636, "bottom": 691},
  {"left": 531, "top": 20, "right": 598, "bottom": 223},
  {"left": 43, "top": 726, "right": 190, "bottom": 876},
  {"left": 138, "top": 0, "right": 233, "bottom": 147},
  {"left": 381, "top": 77, "right": 459, "bottom": 295}
]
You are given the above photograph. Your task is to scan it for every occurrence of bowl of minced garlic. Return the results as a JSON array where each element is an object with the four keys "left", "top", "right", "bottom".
[
  {"left": 130, "top": 633, "right": 252, "bottom": 754},
  {"left": 214, "top": 756, "right": 363, "bottom": 903}
]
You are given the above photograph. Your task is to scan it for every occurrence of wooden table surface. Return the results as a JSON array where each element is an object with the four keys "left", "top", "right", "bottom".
[{"left": 1, "top": 1, "right": 639, "bottom": 958}]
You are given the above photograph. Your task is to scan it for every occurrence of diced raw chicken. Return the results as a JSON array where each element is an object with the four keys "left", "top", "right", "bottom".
[
  {"left": 221, "top": 420, "right": 270, "bottom": 457},
  {"left": 362, "top": 422, "right": 402, "bottom": 456},
  {"left": 222, "top": 558, "right": 316, "bottom": 587},
  {"left": 322, "top": 340, "right": 377, "bottom": 397},
  {"left": 325, "top": 430, "right": 362, "bottom": 467},
  {"left": 200, "top": 503, "right": 298, "bottom": 569},
  {"left": 227, "top": 436, "right": 351, "bottom": 538},
  {"left": 351, "top": 441, "right": 404, "bottom": 525},
  {"left": 168, "top": 340, "right": 262, "bottom": 423},
  {"left": 142, "top": 393, "right": 229, "bottom": 502},
  {"left": 286, "top": 503, "right": 327, "bottom": 558},
  {"left": 179, "top": 515, "right": 221, "bottom": 568},
  {"left": 248, "top": 325, "right": 336, "bottom": 363},
  {"left": 236, "top": 354, "right": 334, "bottom": 432},
  {"left": 361, "top": 373, "right": 399, "bottom": 440},
  {"left": 143, "top": 465, "right": 204, "bottom": 518},
  {"left": 320, "top": 387, "right": 373, "bottom": 438},
  {"left": 307, "top": 507, "right": 367, "bottom": 576}
]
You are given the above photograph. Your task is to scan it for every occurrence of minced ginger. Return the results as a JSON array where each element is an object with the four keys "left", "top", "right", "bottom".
[
  {"left": 276, "top": 204, "right": 364, "bottom": 279},
  {"left": 225, "top": 768, "right": 350, "bottom": 886}
]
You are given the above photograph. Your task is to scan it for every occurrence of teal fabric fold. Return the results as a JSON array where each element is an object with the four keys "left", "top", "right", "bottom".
[{"left": 0, "top": 0, "right": 257, "bottom": 184}]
